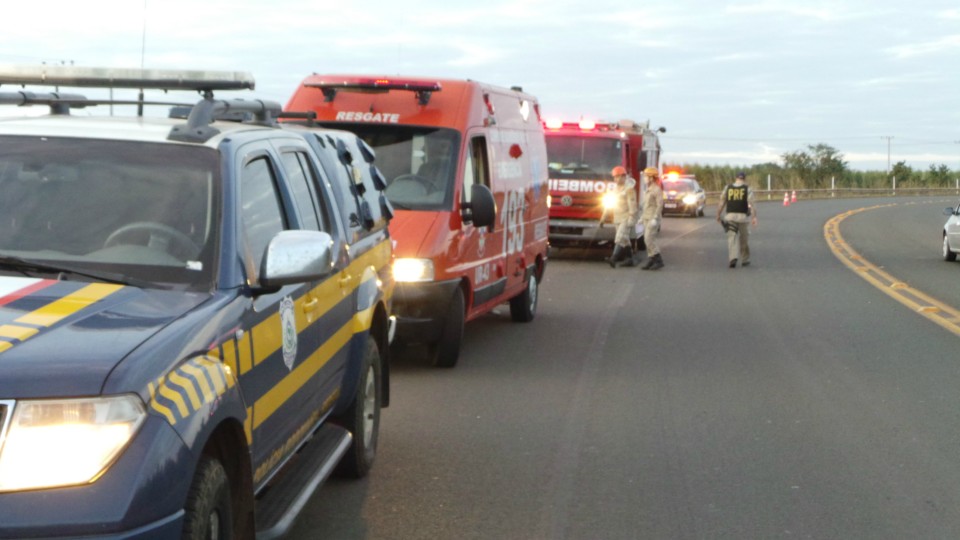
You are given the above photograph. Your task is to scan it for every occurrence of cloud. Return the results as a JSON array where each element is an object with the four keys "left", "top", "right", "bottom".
[
  {"left": 885, "top": 35, "right": 960, "bottom": 59},
  {"left": 725, "top": 1, "right": 844, "bottom": 22}
]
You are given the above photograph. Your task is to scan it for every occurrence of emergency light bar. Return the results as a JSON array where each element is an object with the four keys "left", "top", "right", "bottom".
[
  {"left": 305, "top": 77, "right": 442, "bottom": 105},
  {"left": 0, "top": 65, "right": 255, "bottom": 91}
]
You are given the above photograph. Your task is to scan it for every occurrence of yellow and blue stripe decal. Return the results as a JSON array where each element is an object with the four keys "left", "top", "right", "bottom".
[
  {"left": 0, "top": 278, "right": 124, "bottom": 355},
  {"left": 188, "top": 238, "right": 393, "bottom": 442},
  {"left": 147, "top": 355, "right": 236, "bottom": 426}
]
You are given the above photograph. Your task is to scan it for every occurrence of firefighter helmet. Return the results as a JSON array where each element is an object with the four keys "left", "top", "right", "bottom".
[
  {"left": 643, "top": 167, "right": 659, "bottom": 176},
  {"left": 611, "top": 166, "right": 627, "bottom": 177}
]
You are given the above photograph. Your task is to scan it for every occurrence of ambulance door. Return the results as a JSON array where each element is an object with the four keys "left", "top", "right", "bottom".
[{"left": 460, "top": 133, "right": 501, "bottom": 310}]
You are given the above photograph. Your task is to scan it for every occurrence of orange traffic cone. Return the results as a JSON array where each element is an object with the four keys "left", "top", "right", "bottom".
[
  {"left": 791, "top": 190, "right": 797, "bottom": 203},
  {"left": 783, "top": 192, "right": 790, "bottom": 207}
]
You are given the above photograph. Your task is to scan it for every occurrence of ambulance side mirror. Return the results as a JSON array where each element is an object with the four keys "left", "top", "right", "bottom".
[{"left": 462, "top": 184, "right": 496, "bottom": 229}]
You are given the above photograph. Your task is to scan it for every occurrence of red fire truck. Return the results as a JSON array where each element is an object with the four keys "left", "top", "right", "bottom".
[{"left": 544, "top": 118, "right": 664, "bottom": 248}]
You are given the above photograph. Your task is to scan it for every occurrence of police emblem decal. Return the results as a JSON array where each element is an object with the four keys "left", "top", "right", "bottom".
[{"left": 279, "top": 296, "right": 298, "bottom": 371}]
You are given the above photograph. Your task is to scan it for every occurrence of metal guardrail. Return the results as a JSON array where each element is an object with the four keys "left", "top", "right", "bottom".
[{"left": 703, "top": 187, "right": 960, "bottom": 205}]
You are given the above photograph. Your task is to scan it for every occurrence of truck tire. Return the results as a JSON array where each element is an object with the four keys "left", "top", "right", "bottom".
[
  {"left": 335, "top": 335, "right": 382, "bottom": 478},
  {"left": 509, "top": 273, "right": 538, "bottom": 323},
  {"left": 429, "top": 288, "right": 464, "bottom": 368},
  {"left": 182, "top": 457, "right": 233, "bottom": 540}
]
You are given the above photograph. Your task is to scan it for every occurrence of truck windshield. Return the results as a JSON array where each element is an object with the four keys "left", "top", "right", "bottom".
[
  {"left": 0, "top": 136, "right": 219, "bottom": 291},
  {"left": 319, "top": 123, "right": 460, "bottom": 211},
  {"left": 546, "top": 136, "right": 623, "bottom": 179}
]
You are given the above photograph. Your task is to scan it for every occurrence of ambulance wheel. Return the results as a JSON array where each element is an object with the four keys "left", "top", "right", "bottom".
[
  {"left": 183, "top": 457, "right": 233, "bottom": 540},
  {"left": 334, "top": 335, "right": 382, "bottom": 478},
  {"left": 430, "top": 288, "right": 464, "bottom": 368},
  {"left": 509, "top": 273, "right": 538, "bottom": 323}
]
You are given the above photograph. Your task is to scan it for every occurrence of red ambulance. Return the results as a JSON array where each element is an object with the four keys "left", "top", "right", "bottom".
[
  {"left": 543, "top": 119, "right": 664, "bottom": 248},
  {"left": 286, "top": 76, "right": 549, "bottom": 367}
]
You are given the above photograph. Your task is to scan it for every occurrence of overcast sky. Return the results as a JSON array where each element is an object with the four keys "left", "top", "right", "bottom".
[{"left": 1, "top": 0, "right": 958, "bottom": 171}]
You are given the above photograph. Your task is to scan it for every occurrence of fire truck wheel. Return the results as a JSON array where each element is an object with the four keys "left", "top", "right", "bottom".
[
  {"left": 509, "top": 273, "right": 538, "bottom": 323},
  {"left": 183, "top": 456, "right": 233, "bottom": 540},
  {"left": 430, "top": 288, "right": 464, "bottom": 368},
  {"left": 334, "top": 335, "right": 382, "bottom": 478}
]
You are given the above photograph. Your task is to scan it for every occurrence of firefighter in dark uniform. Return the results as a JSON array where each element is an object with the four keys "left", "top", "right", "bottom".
[{"left": 716, "top": 171, "right": 758, "bottom": 268}]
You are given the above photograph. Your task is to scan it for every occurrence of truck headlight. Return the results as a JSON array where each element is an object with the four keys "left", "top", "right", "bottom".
[
  {"left": 0, "top": 395, "right": 145, "bottom": 492},
  {"left": 601, "top": 192, "right": 618, "bottom": 210},
  {"left": 393, "top": 258, "right": 435, "bottom": 282}
]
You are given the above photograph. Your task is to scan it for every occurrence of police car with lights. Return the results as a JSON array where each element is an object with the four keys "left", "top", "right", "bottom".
[{"left": 0, "top": 66, "right": 394, "bottom": 540}]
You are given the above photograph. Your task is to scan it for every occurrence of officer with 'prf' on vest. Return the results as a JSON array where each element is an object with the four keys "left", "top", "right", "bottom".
[{"left": 716, "top": 172, "right": 758, "bottom": 268}]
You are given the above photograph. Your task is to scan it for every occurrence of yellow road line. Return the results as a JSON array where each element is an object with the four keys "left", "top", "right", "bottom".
[{"left": 824, "top": 202, "right": 960, "bottom": 337}]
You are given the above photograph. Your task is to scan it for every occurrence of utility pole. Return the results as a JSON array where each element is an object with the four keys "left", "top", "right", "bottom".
[{"left": 881, "top": 136, "right": 893, "bottom": 178}]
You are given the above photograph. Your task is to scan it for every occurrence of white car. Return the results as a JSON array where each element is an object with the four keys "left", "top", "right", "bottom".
[{"left": 942, "top": 203, "right": 960, "bottom": 261}]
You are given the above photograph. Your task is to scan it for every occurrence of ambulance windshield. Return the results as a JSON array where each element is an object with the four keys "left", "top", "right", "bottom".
[
  {"left": 546, "top": 136, "right": 623, "bottom": 179},
  {"left": 321, "top": 124, "right": 460, "bottom": 211}
]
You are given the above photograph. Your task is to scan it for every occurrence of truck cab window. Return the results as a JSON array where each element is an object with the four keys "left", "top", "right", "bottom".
[
  {"left": 282, "top": 151, "right": 327, "bottom": 232},
  {"left": 463, "top": 136, "right": 490, "bottom": 203},
  {"left": 241, "top": 156, "right": 287, "bottom": 278}
]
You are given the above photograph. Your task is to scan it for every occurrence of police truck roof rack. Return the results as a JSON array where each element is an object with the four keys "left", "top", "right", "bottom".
[
  {"left": 303, "top": 76, "right": 442, "bottom": 106},
  {"left": 0, "top": 65, "right": 282, "bottom": 143},
  {"left": 0, "top": 91, "right": 91, "bottom": 115}
]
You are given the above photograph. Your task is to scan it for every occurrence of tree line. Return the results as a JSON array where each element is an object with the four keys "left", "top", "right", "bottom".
[{"left": 663, "top": 143, "right": 960, "bottom": 193}]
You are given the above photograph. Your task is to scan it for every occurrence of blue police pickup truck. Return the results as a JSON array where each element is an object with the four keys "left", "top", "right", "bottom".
[{"left": 0, "top": 66, "right": 394, "bottom": 539}]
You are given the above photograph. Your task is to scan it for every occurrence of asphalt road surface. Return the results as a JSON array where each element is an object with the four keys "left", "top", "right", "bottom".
[{"left": 290, "top": 195, "right": 960, "bottom": 540}]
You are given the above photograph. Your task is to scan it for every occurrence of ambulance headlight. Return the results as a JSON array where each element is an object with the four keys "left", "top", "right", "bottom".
[
  {"left": 682, "top": 194, "right": 698, "bottom": 205},
  {"left": 601, "top": 192, "right": 618, "bottom": 210},
  {"left": 0, "top": 395, "right": 145, "bottom": 492},
  {"left": 393, "top": 258, "right": 435, "bottom": 282}
]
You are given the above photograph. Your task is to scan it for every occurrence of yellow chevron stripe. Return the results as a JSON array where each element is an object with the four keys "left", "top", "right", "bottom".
[
  {"left": 157, "top": 383, "right": 189, "bottom": 419},
  {"left": 168, "top": 371, "right": 202, "bottom": 411},
  {"left": 181, "top": 364, "right": 215, "bottom": 403},
  {"left": 199, "top": 358, "right": 228, "bottom": 395}
]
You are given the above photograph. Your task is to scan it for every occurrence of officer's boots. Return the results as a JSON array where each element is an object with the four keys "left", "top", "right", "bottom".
[
  {"left": 606, "top": 245, "right": 623, "bottom": 268},
  {"left": 617, "top": 246, "right": 638, "bottom": 267},
  {"left": 643, "top": 253, "right": 664, "bottom": 271}
]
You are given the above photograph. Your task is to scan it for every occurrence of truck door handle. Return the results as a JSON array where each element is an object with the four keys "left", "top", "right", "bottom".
[
  {"left": 302, "top": 298, "right": 318, "bottom": 312},
  {"left": 339, "top": 276, "right": 351, "bottom": 288}
]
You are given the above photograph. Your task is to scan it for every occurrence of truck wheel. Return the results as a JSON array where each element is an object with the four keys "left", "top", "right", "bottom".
[
  {"left": 183, "top": 457, "right": 233, "bottom": 540},
  {"left": 335, "top": 335, "right": 382, "bottom": 478},
  {"left": 429, "top": 288, "right": 464, "bottom": 368},
  {"left": 509, "top": 273, "right": 538, "bottom": 323}
]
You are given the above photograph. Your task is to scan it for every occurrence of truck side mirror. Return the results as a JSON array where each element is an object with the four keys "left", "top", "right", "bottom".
[{"left": 462, "top": 184, "right": 496, "bottom": 229}]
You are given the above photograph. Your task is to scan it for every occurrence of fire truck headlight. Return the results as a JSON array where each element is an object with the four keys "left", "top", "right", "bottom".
[
  {"left": 601, "top": 192, "right": 618, "bottom": 210},
  {"left": 682, "top": 194, "right": 698, "bottom": 205},
  {"left": 0, "top": 395, "right": 146, "bottom": 492},
  {"left": 393, "top": 258, "right": 435, "bottom": 282}
]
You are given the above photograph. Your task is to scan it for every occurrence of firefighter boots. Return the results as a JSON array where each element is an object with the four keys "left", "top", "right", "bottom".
[
  {"left": 606, "top": 245, "right": 624, "bottom": 268},
  {"left": 616, "top": 246, "right": 639, "bottom": 267},
  {"left": 643, "top": 253, "right": 664, "bottom": 271}
]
